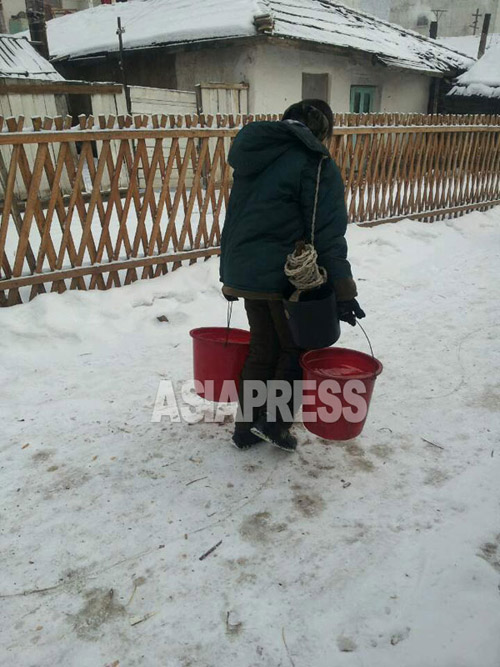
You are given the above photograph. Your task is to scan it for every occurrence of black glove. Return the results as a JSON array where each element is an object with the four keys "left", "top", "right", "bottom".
[
  {"left": 223, "top": 293, "right": 239, "bottom": 302},
  {"left": 337, "top": 299, "right": 366, "bottom": 327}
]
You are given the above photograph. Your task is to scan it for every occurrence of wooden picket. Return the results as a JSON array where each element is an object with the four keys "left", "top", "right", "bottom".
[
  {"left": 330, "top": 112, "right": 500, "bottom": 225},
  {"left": 1, "top": 112, "right": 499, "bottom": 305}
]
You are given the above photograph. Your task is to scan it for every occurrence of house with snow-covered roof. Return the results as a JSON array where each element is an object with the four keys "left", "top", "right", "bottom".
[
  {"left": 47, "top": 0, "right": 474, "bottom": 115},
  {"left": 446, "top": 41, "right": 500, "bottom": 114}
]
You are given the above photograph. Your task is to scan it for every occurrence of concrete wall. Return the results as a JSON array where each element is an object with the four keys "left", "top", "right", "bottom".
[
  {"left": 345, "top": 0, "right": 392, "bottom": 20},
  {"left": 379, "top": 66, "right": 431, "bottom": 112},
  {"left": 250, "top": 42, "right": 431, "bottom": 113},
  {"left": 175, "top": 42, "right": 431, "bottom": 114}
]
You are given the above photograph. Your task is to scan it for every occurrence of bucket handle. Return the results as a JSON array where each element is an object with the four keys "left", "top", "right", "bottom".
[
  {"left": 224, "top": 300, "right": 234, "bottom": 347},
  {"left": 355, "top": 320, "right": 375, "bottom": 358}
]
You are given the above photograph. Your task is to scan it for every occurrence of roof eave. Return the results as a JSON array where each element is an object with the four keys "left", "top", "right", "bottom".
[
  {"left": 448, "top": 86, "right": 500, "bottom": 98},
  {"left": 374, "top": 55, "right": 461, "bottom": 78},
  {"left": 52, "top": 32, "right": 468, "bottom": 77},
  {"left": 51, "top": 34, "right": 259, "bottom": 63},
  {"left": 266, "top": 34, "right": 463, "bottom": 77}
]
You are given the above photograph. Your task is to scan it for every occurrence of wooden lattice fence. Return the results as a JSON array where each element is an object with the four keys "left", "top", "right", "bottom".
[{"left": 1, "top": 112, "right": 499, "bottom": 306}]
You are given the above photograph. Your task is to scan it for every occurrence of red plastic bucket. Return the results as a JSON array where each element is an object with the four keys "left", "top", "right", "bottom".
[
  {"left": 300, "top": 347, "right": 383, "bottom": 441},
  {"left": 190, "top": 327, "right": 250, "bottom": 403}
]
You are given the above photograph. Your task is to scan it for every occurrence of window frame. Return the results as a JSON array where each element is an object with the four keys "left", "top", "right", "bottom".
[{"left": 350, "top": 85, "right": 377, "bottom": 113}]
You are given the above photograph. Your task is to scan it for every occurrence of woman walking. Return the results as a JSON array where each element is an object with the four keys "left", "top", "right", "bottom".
[{"left": 220, "top": 100, "right": 365, "bottom": 451}]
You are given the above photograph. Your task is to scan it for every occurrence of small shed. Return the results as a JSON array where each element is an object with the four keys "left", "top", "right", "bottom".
[
  {"left": 446, "top": 42, "right": 500, "bottom": 114},
  {"left": 0, "top": 33, "right": 69, "bottom": 119},
  {"left": 0, "top": 33, "right": 127, "bottom": 121},
  {"left": 0, "top": 34, "right": 73, "bottom": 203},
  {"left": 0, "top": 34, "right": 127, "bottom": 201}
]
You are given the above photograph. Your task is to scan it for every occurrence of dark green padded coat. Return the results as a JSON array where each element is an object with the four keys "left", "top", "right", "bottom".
[{"left": 220, "top": 121, "right": 356, "bottom": 301}]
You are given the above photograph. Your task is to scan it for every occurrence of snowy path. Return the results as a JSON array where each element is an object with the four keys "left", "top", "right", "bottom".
[{"left": 1, "top": 210, "right": 500, "bottom": 667}]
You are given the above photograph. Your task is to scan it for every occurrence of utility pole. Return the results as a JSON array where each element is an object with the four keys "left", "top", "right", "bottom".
[
  {"left": 25, "top": 0, "right": 49, "bottom": 59},
  {"left": 470, "top": 8, "right": 482, "bottom": 35},
  {"left": 428, "top": 21, "right": 440, "bottom": 114},
  {"left": 478, "top": 13, "right": 491, "bottom": 58},
  {"left": 431, "top": 8, "right": 447, "bottom": 24},
  {"left": 116, "top": 17, "right": 132, "bottom": 114}
]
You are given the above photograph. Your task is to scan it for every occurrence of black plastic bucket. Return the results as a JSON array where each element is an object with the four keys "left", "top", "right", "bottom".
[{"left": 283, "top": 284, "right": 340, "bottom": 349}]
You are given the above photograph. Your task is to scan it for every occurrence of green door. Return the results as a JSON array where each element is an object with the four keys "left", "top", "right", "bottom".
[{"left": 350, "top": 86, "right": 376, "bottom": 113}]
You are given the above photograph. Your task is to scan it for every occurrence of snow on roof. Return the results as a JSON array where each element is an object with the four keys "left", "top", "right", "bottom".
[
  {"left": 266, "top": 0, "right": 472, "bottom": 74},
  {"left": 0, "top": 34, "right": 64, "bottom": 81},
  {"left": 448, "top": 41, "right": 500, "bottom": 98},
  {"left": 46, "top": 0, "right": 473, "bottom": 75},
  {"left": 438, "top": 33, "right": 500, "bottom": 60},
  {"left": 47, "top": 0, "right": 261, "bottom": 61}
]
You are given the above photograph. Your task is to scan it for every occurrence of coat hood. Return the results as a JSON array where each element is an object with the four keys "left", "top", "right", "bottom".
[{"left": 228, "top": 121, "right": 330, "bottom": 176}]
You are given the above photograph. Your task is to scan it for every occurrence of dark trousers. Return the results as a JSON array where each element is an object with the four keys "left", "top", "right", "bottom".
[{"left": 236, "top": 299, "right": 303, "bottom": 431}]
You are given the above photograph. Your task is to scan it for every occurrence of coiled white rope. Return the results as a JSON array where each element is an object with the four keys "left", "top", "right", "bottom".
[
  {"left": 284, "top": 243, "right": 326, "bottom": 290},
  {"left": 284, "top": 157, "right": 327, "bottom": 295}
]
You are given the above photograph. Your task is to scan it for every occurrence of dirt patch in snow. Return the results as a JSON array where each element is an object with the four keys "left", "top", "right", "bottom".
[
  {"left": 340, "top": 442, "right": 376, "bottom": 472},
  {"left": 243, "top": 463, "right": 263, "bottom": 473},
  {"left": 423, "top": 468, "right": 450, "bottom": 487},
  {"left": 371, "top": 443, "right": 394, "bottom": 459},
  {"left": 31, "top": 449, "right": 55, "bottom": 463},
  {"left": 345, "top": 443, "right": 365, "bottom": 457},
  {"left": 71, "top": 588, "right": 126, "bottom": 640},
  {"left": 391, "top": 627, "right": 411, "bottom": 645},
  {"left": 350, "top": 457, "right": 376, "bottom": 473},
  {"left": 479, "top": 536, "right": 500, "bottom": 573},
  {"left": 292, "top": 491, "right": 325, "bottom": 518},
  {"left": 239, "top": 512, "right": 287, "bottom": 543},
  {"left": 42, "top": 470, "right": 91, "bottom": 499},
  {"left": 468, "top": 384, "right": 500, "bottom": 412},
  {"left": 337, "top": 635, "right": 357, "bottom": 652}
]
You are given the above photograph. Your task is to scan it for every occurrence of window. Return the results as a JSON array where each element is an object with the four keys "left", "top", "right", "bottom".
[
  {"left": 302, "top": 73, "right": 329, "bottom": 102},
  {"left": 417, "top": 14, "right": 429, "bottom": 26},
  {"left": 350, "top": 85, "right": 377, "bottom": 113}
]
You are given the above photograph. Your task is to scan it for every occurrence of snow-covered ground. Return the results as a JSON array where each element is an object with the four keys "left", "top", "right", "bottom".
[{"left": 1, "top": 209, "right": 500, "bottom": 667}]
